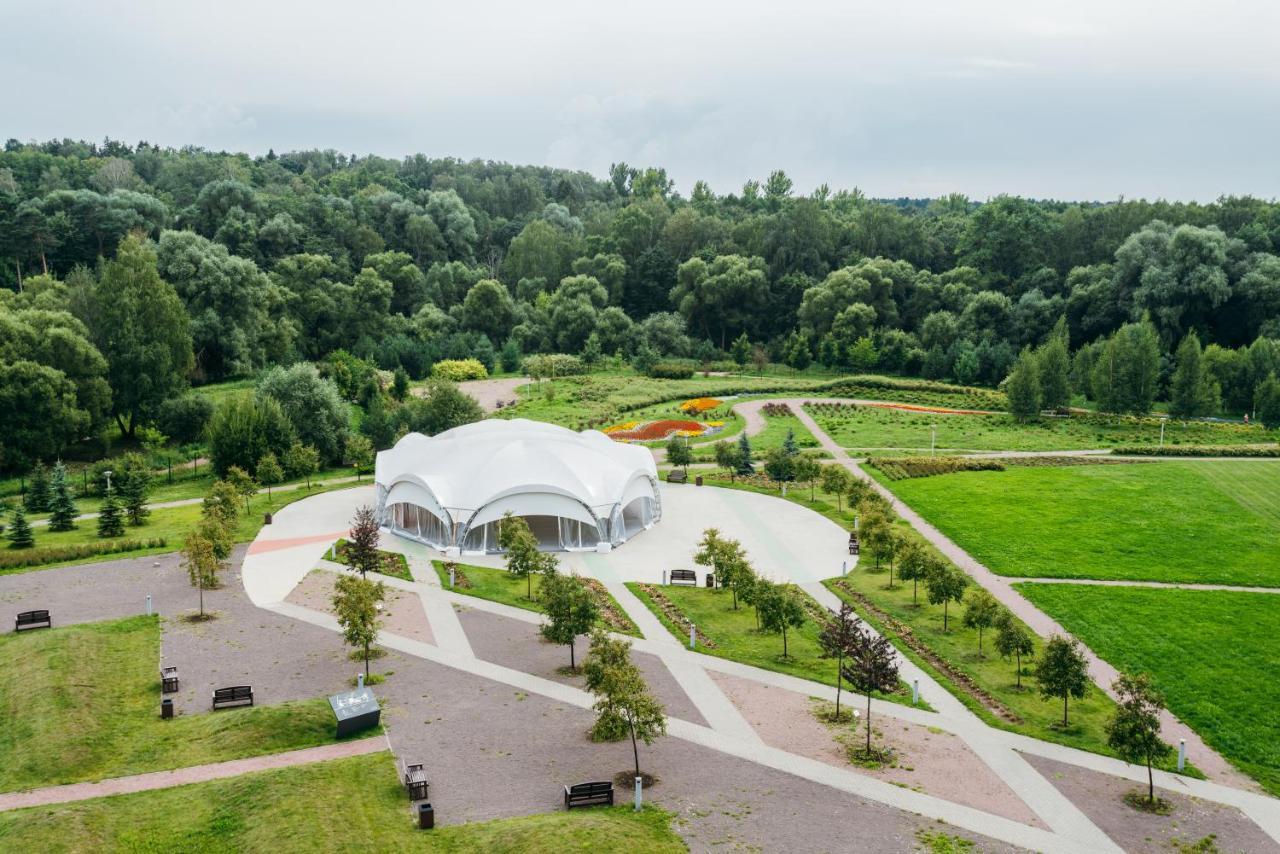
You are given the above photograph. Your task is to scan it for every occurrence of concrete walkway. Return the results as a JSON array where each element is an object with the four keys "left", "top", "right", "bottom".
[{"left": 0, "top": 737, "right": 386, "bottom": 812}]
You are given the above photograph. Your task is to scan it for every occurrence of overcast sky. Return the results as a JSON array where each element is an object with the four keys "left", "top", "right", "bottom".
[{"left": 5, "top": 0, "right": 1279, "bottom": 201}]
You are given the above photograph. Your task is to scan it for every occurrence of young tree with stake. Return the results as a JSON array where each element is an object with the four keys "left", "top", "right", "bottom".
[
  {"left": 820, "top": 465, "right": 851, "bottom": 511},
  {"left": 182, "top": 527, "right": 222, "bottom": 619},
  {"left": 758, "top": 583, "right": 807, "bottom": 658},
  {"left": 994, "top": 610, "right": 1035, "bottom": 689},
  {"left": 665, "top": 435, "right": 693, "bottom": 474},
  {"left": 345, "top": 505, "right": 382, "bottom": 577},
  {"left": 962, "top": 589, "right": 1002, "bottom": 657},
  {"left": 1106, "top": 672, "right": 1173, "bottom": 808},
  {"left": 332, "top": 573, "right": 386, "bottom": 680},
  {"left": 540, "top": 573, "right": 599, "bottom": 670},
  {"left": 1036, "top": 635, "right": 1090, "bottom": 727},
  {"left": 257, "top": 452, "right": 284, "bottom": 497},
  {"left": 841, "top": 620, "right": 900, "bottom": 756},
  {"left": 818, "top": 601, "right": 860, "bottom": 721},
  {"left": 924, "top": 563, "right": 969, "bottom": 631},
  {"left": 713, "top": 440, "right": 742, "bottom": 481},
  {"left": 794, "top": 455, "right": 822, "bottom": 501},
  {"left": 584, "top": 629, "right": 668, "bottom": 783},
  {"left": 500, "top": 512, "right": 545, "bottom": 600},
  {"left": 896, "top": 540, "right": 932, "bottom": 606}
]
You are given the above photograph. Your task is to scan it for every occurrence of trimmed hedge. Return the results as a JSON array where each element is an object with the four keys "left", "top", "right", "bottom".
[
  {"left": 0, "top": 538, "right": 169, "bottom": 571},
  {"left": 867, "top": 456, "right": 1006, "bottom": 480},
  {"left": 1112, "top": 445, "right": 1280, "bottom": 458},
  {"left": 522, "top": 353, "right": 585, "bottom": 378},
  {"left": 431, "top": 358, "right": 488, "bottom": 382},
  {"left": 646, "top": 362, "right": 696, "bottom": 380}
]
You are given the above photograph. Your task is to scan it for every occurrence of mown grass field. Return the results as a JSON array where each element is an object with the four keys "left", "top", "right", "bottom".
[
  {"left": 625, "top": 582, "right": 916, "bottom": 707},
  {"left": 806, "top": 404, "right": 1271, "bottom": 452},
  {"left": 1015, "top": 583, "right": 1280, "bottom": 797},
  {"left": 0, "top": 751, "right": 687, "bottom": 852},
  {"left": 0, "top": 616, "right": 359, "bottom": 792},
  {"left": 875, "top": 460, "right": 1280, "bottom": 586},
  {"left": 431, "top": 560, "right": 640, "bottom": 636}
]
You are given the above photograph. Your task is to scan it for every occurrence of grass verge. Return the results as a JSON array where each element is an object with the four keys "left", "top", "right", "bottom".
[
  {"left": 0, "top": 615, "right": 365, "bottom": 792},
  {"left": 432, "top": 560, "right": 640, "bottom": 637},
  {"left": 0, "top": 751, "right": 688, "bottom": 852}
]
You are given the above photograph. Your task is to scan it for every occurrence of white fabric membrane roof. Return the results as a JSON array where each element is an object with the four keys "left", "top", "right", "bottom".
[{"left": 374, "top": 419, "right": 658, "bottom": 522}]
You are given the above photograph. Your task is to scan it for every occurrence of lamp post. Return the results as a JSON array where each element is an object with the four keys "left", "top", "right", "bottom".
[
  {"left": 104, "top": 469, "right": 113, "bottom": 493},
  {"left": 1159, "top": 418, "right": 1166, "bottom": 448}
]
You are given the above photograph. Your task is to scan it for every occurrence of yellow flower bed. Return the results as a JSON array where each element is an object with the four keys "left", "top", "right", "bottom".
[
  {"left": 679, "top": 397, "right": 722, "bottom": 413},
  {"left": 674, "top": 428, "right": 705, "bottom": 437},
  {"left": 604, "top": 421, "right": 639, "bottom": 434}
]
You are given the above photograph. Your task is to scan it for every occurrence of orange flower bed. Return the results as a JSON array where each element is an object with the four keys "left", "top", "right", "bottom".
[
  {"left": 609, "top": 419, "right": 707, "bottom": 441},
  {"left": 679, "top": 397, "right": 722, "bottom": 413}
]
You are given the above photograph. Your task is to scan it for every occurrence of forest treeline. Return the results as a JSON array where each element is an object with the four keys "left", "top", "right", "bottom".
[{"left": 3, "top": 137, "right": 1280, "bottom": 470}]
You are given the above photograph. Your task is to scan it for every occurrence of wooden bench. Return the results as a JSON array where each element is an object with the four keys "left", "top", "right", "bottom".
[
  {"left": 403, "top": 762, "right": 429, "bottom": 800},
  {"left": 667, "top": 469, "right": 687, "bottom": 484},
  {"left": 160, "top": 666, "right": 179, "bottom": 694},
  {"left": 669, "top": 569, "right": 697, "bottom": 586},
  {"left": 211, "top": 685, "right": 254, "bottom": 710},
  {"left": 564, "top": 781, "right": 614, "bottom": 809},
  {"left": 15, "top": 610, "right": 50, "bottom": 632}
]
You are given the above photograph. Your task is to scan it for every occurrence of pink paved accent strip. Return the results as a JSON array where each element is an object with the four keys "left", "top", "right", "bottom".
[
  {"left": 0, "top": 737, "right": 386, "bottom": 812},
  {"left": 247, "top": 530, "right": 350, "bottom": 555}
]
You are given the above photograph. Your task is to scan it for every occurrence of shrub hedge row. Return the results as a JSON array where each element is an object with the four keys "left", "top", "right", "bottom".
[
  {"left": 1112, "top": 445, "right": 1280, "bottom": 457},
  {"left": 0, "top": 538, "right": 169, "bottom": 571},
  {"left": 867, "top": 456, "right": 1006, "bottom": 480}
]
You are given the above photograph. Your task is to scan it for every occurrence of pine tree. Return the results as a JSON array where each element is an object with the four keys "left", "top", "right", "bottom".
[
  {"left": 47, "top": 460, "right": 79, "bottom": 532},
  {"left": 119, "top": 465, "right": 152, "bottom": 527},
  {"left": 781, "top": 428, "right": 799, "bottom": 457},
  {"left": 6, "top": 507, "right": 34, "bottom": 549},
  {"left": 735, "top": 432, "right": 755, "bottom": 476},
  {"left": 25, "top": 463, "right": 51, "bottom": 513},
  {"left": 730, "top": 332, "right": 751, "bottom": 367},
  {"left": 98, "top": 486, "right": 125, "bottom": 538}
]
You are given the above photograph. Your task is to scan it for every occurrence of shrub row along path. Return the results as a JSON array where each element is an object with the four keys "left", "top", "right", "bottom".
[
  {"left": 230, "top": 486, "right": 1280, "bottom": 852},
  {"left": 768, "top": 397, "right": 1263, "bottom": 793}
]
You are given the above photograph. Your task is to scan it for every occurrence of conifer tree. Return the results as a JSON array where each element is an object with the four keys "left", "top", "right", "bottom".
[
  {"left": 6, "top": 507, "right": 34, "bottom": 549},
  {"left": 47, "top": 460, "right": 79, "bottom": 532},
  {"left": 1006, "top": 347, "right": 1042, "bottom": 422},
  {"left": 98, "top": 486, "right": 125, "bottom": 538},
  {"left": 25, "top": 463, "right": 51, "bottom": 513},
  {"left": 735, "top": 432, "right": 754, "bottom": 476},
  {"left": 119, "top": 463, "right": 152, "bottom": 526}
]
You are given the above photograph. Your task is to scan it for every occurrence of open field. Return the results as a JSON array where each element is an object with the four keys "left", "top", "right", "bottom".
[
  {"left": 626, "top": 582, "right": 915, "bottom": 706},
  {"left": 1016, "top": 583, "right": 1280, "bottom": 797},
  {"left": 431, "top": 561, "right": 640, "bottom": 636},
  {"left": 0, "top": 751, "right": 687, "bottom": 852},
  {"left": 806, "top": 403, "right": 1273, "bottom": 452},
  {"left": 874, "top": 460, "right": 1280, "bottom": 586},
  {"left": 0, "top": 616, "right": 355, "bottom": 792}
]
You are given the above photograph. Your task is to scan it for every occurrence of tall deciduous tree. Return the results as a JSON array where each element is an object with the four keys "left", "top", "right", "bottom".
[
  {"left": 93, "top": 233, "right": 193, "bottom": 437},
  {"left": 1006, "top": 347, "right": 1042, "bottom": 422},
  {"left": 1169, "top": 331, "right": 1220, "bottom": 418},
  {"left": 583, "top": 629, "right": 667, "bottom": 782},
  {"left": 332, "top": 573, "right": 386, "bottom": 679},
  {"left": 1106, "top": 672, "right": 1173, "bottom": 806},
  {"left": 1036, "top": 635, "right": 1090, "bottom": 726}
]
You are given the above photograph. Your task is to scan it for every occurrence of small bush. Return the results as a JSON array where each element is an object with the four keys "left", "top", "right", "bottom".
[
  {"left": 521, "top": 353, "right": 585, "bottom": 378},
  {"left": 431, "top": 358, "right": 488, "bottom": 382},
  {"left": 0, "top": 538, "right": 168, "bottom": 571},
  {"left": 647, "top": 362, "right": 695, "bottom": 380}
]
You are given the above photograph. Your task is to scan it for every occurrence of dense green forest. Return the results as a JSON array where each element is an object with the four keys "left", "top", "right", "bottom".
[{"left": 3, "top": 137, "right": 1280, "bottom": 472}]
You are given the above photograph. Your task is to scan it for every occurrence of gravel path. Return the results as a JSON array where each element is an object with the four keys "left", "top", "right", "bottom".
[
  {"left": 1020, "top": 752, "right": 1280, "bottom": 853},
  {"left": 455, "top": 377, "right": 529, "bottom": 412},
  {"left": 286, "top": 568, "right": 435, "bottom": 645},
  {"left": 709, "top": 670, "right": 1047, "bottom": 828}
]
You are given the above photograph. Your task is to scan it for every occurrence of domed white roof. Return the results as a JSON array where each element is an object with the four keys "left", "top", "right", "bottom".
[{"left": 374, "top": 419, "right": 658, "bottom": 526}]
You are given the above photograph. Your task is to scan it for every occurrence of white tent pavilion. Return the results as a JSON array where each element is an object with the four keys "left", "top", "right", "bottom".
[{"left": 374, "top": 419, "right": 661, "bottom": 555}]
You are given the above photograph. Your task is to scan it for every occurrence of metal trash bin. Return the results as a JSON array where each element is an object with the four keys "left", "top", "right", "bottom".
[
  {"left": 695, "top": 475, "right": 703, "bottom": 486},
  {"left": 161, "top": 698, "right": 173, "bottom": 719},
  {"left": 705, "top": 573, "right": 715, "bottom": 588},
  {"left": 264, "top": 512, "right": 273, "bottom": 525},
  {"left": 418, "top": 802, "right": 434, "bottom": 829}
]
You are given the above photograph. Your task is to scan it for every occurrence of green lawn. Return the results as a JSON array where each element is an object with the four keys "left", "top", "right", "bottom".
[
  {"left": 334, "top": 537, "right": 412, "bottom": 581},
  {"left": 432, "top": 561, "right": 640, "bottom": 637},
  {"left": 3, "top": 480, "right": 358, "bottom": 575},
  {"left": 0, "top": 751, "right": 687, "bottom": 852},
  {"left": 1016, "top": 583, "right": 1280, "bottom": 797},
  {"left": 806, "top": 404, "right": 1273, "bottom": 453},
  {"left": 0, "top": 616, "right": 365, "bottom": 792},
  {"left": 875, "top": 460, "right": 1280, "bottom": 586},
  {"left": 625, "top": 582, "right": 915, "bottom": 707}
]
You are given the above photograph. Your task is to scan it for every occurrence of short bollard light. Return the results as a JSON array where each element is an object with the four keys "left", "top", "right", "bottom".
[
  {"left": 689, "top": 624, "right": 696, "bottom": 649},
  {"left": 662, "top": 569, "right": 667, "bottom": 586},
  {"left": 146, "top": 594, "right": 152, "bottom": 617},
  {"left": 911, "top": 679, "right": 920, "bottom": 705},
  {"left": 449, "top": 565, "right": 456, "bottom": 587},
  {"left": 1178, "top": 739, "right": 1186, "bottom": 772},
  {"left": 357, "top": 672, "right": 365, "bottom": 690},
  {"left": 841, "top": 560, "right": 847, "bottom": 577},
  {"left": 634, "top": 776, "right": 643, "bottom": 811}
]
